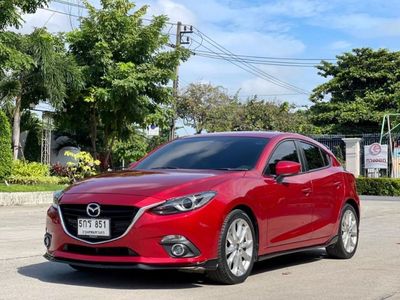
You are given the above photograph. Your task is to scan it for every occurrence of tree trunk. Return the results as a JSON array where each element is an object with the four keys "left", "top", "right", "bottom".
[
  {"left": 104, "top": 135, "right": 115, "bottom": 170},
  {"left": 12, "top": 95, "right": 22, "bottom": 160},
  {"left": 90, "top": 106, "right": 97, "bottom": 159}
]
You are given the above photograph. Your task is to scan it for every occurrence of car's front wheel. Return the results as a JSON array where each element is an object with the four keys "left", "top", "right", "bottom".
[
  {"left": 326, "top": 203, "right": 359, "bottom": 259},
  {"left": 207, "top": 209, "right": 256, "bottom": 284}
]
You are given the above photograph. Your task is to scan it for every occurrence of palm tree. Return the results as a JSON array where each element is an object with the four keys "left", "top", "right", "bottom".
[{"left": 0, "top": 28, "right": 82, "bottom": 159}]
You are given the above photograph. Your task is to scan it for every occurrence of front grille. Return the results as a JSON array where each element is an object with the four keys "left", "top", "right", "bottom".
[
  {"left": 63, "top": 244, "right": 137, "bottom": 256},
  {"left": 60, "top": 204, "right": 139, "bottom": 243}
]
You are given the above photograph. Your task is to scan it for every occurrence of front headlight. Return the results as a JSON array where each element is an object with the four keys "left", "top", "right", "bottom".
[
  {"left": 52, "top": 190, "right": 64, "bottom": 208},
  {"left": 152, "top": 191, "right": 217, "bottom": 215}
]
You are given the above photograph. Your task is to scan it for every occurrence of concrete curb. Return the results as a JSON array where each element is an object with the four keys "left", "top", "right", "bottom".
[
  {"left": 361, "top": 195, "right": 400, "bottom": 201},
  {"left": 0, "top": 192, "right": 53, "bottom": 206}
]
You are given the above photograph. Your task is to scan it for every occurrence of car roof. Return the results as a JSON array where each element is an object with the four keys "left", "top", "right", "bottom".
[{"left": 180, "top": 131, "right": 298, "bottom": 139}]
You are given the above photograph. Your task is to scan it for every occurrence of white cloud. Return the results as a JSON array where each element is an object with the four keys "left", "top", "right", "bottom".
[
  {"left": 317, "top": 13, "right": 400, "bottom": 38},
  {"left": 146, "top": 0, "right": 197, "bottom": 25},
  {"left": 11, "top": 9, "right": 72, "bottom": 34},
  {"left": 264, "top": 0, "right": 330, "bottom": 18}
]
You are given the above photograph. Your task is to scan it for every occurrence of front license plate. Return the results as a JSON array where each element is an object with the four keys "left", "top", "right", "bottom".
[{"left": 77, "top": 218, "right": 110, "bottom": 237}]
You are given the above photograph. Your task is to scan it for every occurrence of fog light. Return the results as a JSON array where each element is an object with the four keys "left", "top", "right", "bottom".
[
  {"left": 44, "top": 233, "right": 52, "bottom": 249},
  {"left": 171, "top": 243, "right": 186, "bottom": 257},
  {"left": 160, "top": 235, "right": 201, "bottom": 258}
]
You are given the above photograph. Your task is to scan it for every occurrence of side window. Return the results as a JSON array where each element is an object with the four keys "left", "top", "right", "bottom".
[
  {"left": 265, "top": 140, "right": 300, "bottom": 175},
  {"left": 321, "top": 150, "right": 331, "bottom": 166},
  {"left": 300, "top": 142, "right": 326, "bottom": 170}
]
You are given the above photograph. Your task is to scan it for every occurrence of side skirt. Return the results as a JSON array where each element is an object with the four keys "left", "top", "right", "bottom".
[{"left": 257, "top": 235, "right": 338, "bottom": 262}]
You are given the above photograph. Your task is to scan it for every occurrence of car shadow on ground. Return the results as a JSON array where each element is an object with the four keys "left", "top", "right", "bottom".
[{"left": 18, "top": 249, "right": 326, "bottom": 289}]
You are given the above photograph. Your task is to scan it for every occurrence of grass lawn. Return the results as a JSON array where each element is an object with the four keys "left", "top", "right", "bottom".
[{"left": 0, "top": 183, "right": 68, "bottom": 192}]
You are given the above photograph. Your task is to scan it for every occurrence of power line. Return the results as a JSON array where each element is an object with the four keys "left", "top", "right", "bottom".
[
  {"left": 190, "top": 32, "right": 309, "bottom": 95},
  {"left": 192, "top": 27, "right": 309, "bottom": 94},
  {"left": 52, "top": 0, "right": 85, "bottom": 9},
  {"left": 39, "top": 7, "right": 80, "bottom": 18},
  {"left": 50, "top": 0, "right": 191, "bottom": 26},
  {"left": 193, "top": 52, "right": 318, "bottom": 67},
  {"left": 238, "top": 93, "right": 305, "bottom": 98},
  {"left": 190, "top": 37, "right": 306, "bottom": 95},
  {"left": 194, "top": 49, "right": 336, "bottom": 61}
]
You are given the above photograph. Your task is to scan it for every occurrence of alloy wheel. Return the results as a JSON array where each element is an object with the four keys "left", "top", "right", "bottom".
[
  {"left": 225, "top": 218, "right": 254, "bottom": 276},
  {"left": 341, "top": 209, "right": 358, "bottom": 253}
]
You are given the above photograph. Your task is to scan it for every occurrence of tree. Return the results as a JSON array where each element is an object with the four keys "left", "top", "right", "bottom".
[
  {"left": 0, "top": 28, "right": 82, "bottom": 159},
  {"left": 0, "top": 0, "right": 48, "bottom": 30},
  {"left": 177, "top": 83, "right": 239, "bottom": 134},
  {"left": 112, "top": 128, "right": 148, "bottom": 166},
  {"left": 0, "top": 1, "right": 48, "bottom": 79},
  {"left": 0, "top": 110, "right": 12, "bottom": 179},
  {"left": 310, "top": 48, "right": 400, "bottom": 134},
  {"left": 66, "top": 0, "right": 189, "bottom": 165},
  {"left": 235, "top": 98, "right": 318, "bottom": 134}
]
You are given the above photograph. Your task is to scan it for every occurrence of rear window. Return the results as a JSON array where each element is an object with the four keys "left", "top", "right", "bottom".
[{"left": 135, "top": 136, "right": 269, "bottom": 171}]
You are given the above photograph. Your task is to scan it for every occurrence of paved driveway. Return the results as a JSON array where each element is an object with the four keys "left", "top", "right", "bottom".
[{"left": 0, "top": 198, "right": 399, "bottom": 300}]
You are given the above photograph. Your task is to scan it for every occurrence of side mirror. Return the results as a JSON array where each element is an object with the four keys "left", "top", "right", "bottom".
[{"left": 275, "top": 161, "right": 301, "bottom": 183}]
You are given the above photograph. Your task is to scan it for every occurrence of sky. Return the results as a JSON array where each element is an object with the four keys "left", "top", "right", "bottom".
[{"left": 15, "top": 0, "right": 400, "bottom": 134}]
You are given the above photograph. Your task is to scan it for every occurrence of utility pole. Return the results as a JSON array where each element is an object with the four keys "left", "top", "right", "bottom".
[
  {"left": 169, "top": 21, "right": 182, "bottom": 141},
  {"left": 169, "top": 21, "right": 192, "bottom": 141}
]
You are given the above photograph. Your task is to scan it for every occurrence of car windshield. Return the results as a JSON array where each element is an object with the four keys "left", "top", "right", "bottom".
[{"left": 135, "top": 136, "right": 270, "bottom": 171}]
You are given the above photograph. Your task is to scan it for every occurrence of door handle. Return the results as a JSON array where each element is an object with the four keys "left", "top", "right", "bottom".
[
  {"left": 301, "top": 188, "right": 312, "bottom": 195},
  {"left": 333, "top": 181, "right": 342, "bottom": 189}
]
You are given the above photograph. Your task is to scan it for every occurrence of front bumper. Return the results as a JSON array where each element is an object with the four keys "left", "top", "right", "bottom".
[{"left": 45, "top": 195, "right": 223, "bottom": 269}]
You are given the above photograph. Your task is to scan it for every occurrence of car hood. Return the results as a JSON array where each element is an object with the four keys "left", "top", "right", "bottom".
[{"left": 63, "top": 169, "right": 240, "bottom": 199}]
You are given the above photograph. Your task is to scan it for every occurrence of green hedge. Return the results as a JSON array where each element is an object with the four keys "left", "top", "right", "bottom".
[
  {"left": 356, "top": 177, "right": 400, "bottom": 196},
  {"left": 11, "top": 159, "right": 50, "bottom": 177},
  {"left": 7, "top": 175, "right": 69, "bottom": 185},
  {"left": 8, "top": 160, "right": 69, "bottom": 185},
  {"left": 0, "top": 110, "right": 12, "bottom": 180}
]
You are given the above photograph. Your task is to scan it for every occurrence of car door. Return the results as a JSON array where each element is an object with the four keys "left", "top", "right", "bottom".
[
  {"left": 298, "top": 141, "right": 344, "bottom": 239},
  {"left": 262, "top": 140, "right": 314, "bottom": 247}
]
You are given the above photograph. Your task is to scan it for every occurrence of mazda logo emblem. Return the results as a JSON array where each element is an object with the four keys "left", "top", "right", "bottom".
[{"left": 86, "top": 203, "right": 101, "bottom": 217}]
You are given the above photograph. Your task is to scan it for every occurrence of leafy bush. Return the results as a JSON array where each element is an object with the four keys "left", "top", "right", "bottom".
[
  {"left": 50, "top": 162, "right": 71, "bottom": 177},
  {"left": 0, "top": 110, "right": 12, "bottom": 179},
  {"left": 356, "top": 177, "right": 400, "bottom": 196},
  {"left": 7, "top": 175, "right": 69, "bottom": 185},
  {"left": 65, "top": 151, "right": 100, "bottom": 181},
  {"left": 7, "top": 160, "right": 69, "bottom": 185},
  {"left": 11, "top": 160, "right": 50, "bottom": 177}
]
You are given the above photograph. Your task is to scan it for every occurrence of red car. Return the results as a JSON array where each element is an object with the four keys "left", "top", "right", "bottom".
[{"left": 44, "top": 132, "right": 360, "bottom": 284}]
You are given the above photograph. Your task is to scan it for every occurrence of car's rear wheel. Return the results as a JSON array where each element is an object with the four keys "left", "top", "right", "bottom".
[
  {"left": 326, "top": 203, "right": 359, "bottom": 259},
  {"left": 207, "top": 209, "right": 256, "bottom": 284}
]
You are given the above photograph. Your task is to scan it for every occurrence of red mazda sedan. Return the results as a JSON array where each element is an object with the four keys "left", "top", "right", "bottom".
[{"left": 44, "top": 132, "right": 360, "bottom": 284}]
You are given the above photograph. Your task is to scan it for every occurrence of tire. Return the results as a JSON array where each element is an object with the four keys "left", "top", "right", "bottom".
[
  {"left": 326, "top": 203, "right": 359, "bottom": 259},
  {"left": 206, "top": 209, "right": 257, "bottom": 284}
]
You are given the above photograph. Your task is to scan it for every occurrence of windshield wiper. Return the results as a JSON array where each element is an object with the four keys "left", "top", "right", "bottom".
[
  {"left": 212, "top": 168, "right": 249, "bottom": 171},
  {"left": 150, "top": 166, "right": 180, "bottom": 169}
]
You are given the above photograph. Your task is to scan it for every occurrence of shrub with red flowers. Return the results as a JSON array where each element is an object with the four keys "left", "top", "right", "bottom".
[{"left": 50, "top": 163, "right": 71, "bottom": 178}]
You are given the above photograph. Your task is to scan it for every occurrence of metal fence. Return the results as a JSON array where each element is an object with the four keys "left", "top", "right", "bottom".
[{"left": 309, "top": 133, "right": 400, "bottom": 177}]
